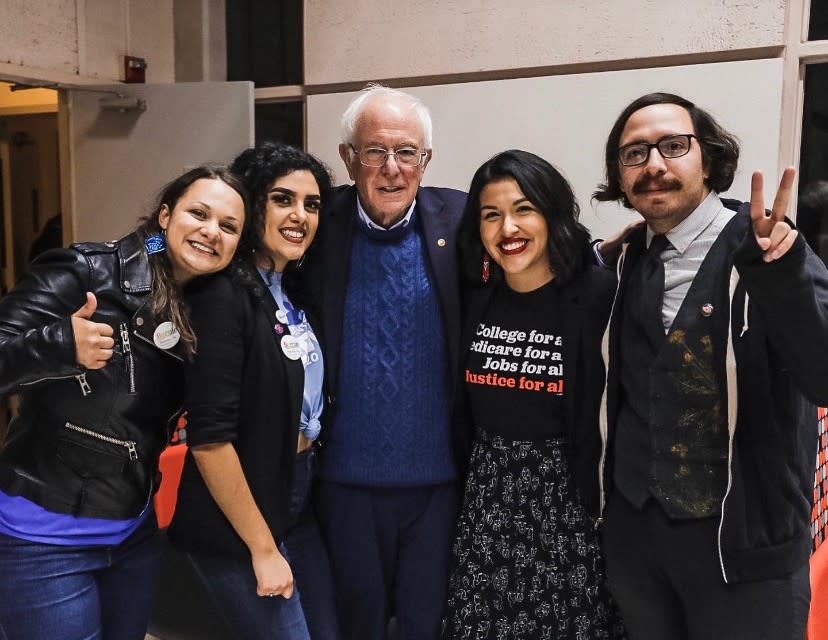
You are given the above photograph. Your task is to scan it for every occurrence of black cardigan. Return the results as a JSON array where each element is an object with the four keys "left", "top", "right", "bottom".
[{"left": 168, "top": 264, "right": 305, "bottom": 556}]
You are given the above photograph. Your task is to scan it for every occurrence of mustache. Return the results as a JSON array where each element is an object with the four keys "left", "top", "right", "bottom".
[{"left": 632, "top": 177, "right": 682, "bottom": 194}]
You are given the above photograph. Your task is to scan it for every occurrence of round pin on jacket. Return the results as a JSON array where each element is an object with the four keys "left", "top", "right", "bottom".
[
  {"left": 275, "top": 309, "right": 288, "bottom": 324},
  {"left": 281, "top": 334, "right": 302, "bottom": 360},
  {"left": 153, "top": 321, "right": 181, "bottom": 349},
  {"left": 701, "top": 303, "right": 714, "bottom": 317}
]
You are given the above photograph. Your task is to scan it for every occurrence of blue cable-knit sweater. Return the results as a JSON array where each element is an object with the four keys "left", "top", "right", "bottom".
[{"left": 318, "top": 213, "right": 455, "bottom": 486}]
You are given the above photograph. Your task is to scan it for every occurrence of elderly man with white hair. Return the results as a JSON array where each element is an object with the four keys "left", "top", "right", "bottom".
[{"left": 308, "top": 85, "right": 467, "bottom": 639}]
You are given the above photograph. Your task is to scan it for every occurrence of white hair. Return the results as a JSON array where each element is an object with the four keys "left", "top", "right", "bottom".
[{"left": 340, "top": 84, "right": 433, "bottom": 149}]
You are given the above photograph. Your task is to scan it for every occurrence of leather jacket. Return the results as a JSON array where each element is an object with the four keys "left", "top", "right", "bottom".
[{"left": 0, "top": 232, "right": 186, "bottom": 520}]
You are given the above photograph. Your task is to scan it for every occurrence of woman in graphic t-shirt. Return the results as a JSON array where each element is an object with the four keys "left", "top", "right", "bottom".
[{"left": 442, "top": 150, "right": 625, "bottom": 639}]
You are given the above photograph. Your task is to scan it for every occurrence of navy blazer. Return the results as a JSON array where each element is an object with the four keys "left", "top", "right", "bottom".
[
  {"left": 314, "top": 184, "right": 466, "bottom": 395},
  {"left": 307, "top": 184, "right": 467, "bottom": 466}
]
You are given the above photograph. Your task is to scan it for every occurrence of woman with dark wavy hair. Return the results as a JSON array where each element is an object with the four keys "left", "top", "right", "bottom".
[
  {"left": 169, "top": 142, "right": 338, "bottom": 639},
  {"left": 0, "top": 165, "right": 247, "bottom": 640},
  {"left": 443, "top": 150, "right": 625, "bottom": 639}
]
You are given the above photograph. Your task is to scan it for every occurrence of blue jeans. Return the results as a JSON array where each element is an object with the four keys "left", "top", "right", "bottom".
[
  {"left": 285, "top": 447, "right": 340, "bottom": 640},
  {"left": 188, "top": 543, "right": 310, "bottom": 640},
  {"left": 0, "top": 515, "right": 161, "bottom": 640},
  {"left": 187, "top": 448, "right": 336, "bottom": 640}
]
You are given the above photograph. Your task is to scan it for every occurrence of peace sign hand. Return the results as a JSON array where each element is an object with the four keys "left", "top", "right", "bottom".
[{"left": 751, "top": 166, "right": 798, "bottom": 263}]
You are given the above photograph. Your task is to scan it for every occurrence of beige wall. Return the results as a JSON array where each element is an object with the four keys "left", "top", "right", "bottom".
[
  {"left": 0, "top": 0, "right": 174, "bottom": 83},
  {"left": 308, "top": 59, "right": 784, "bottom": 240},
  {"left": 304, "top": 0, "right": 786, "bottom": 86},
  {"left": 175, "top": 0, "right": 227, "bottom": 82},
  {"left": 305, "top": 1, "right": 791, "bottom": 240},
  {"left": 63, "top": 82, "right": 253, "bottom": 242}
]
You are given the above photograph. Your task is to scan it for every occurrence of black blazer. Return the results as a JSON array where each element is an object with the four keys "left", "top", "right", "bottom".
[
  {"left": 457, "top": 257, "right": 616, "bottom": 513},
  {"left": 168, "top": 263, "right": 306, "bottom": 556}
]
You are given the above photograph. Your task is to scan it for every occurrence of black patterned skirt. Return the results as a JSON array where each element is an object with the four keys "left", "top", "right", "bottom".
[{"left": 442, "top": 430, "right": 625, "bottom": 640}]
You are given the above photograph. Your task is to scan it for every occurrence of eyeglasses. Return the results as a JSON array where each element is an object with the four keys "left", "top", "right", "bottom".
[
  {"left": 618, "top": 134, "right": 697, "bottom": 167},
  {"left": 349, "top": 144, "right": 427, "bottom": 168}
]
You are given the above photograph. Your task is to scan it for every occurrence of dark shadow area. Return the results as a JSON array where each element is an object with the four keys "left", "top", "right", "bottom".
[
  {"left": 148, "top": 534, "right": 234, "bottom": 640},
  {"left": 255, "top": 102, "right": 304, "bottom": 149},
  {"left": 798, "top": 63, "right": 828, "bottom": 267},
  {"left": 226, "top": 0, "right": 303, "bottom": 87},
  {"left": 810, "top": 0, "right": 828, "bottom": 41}
]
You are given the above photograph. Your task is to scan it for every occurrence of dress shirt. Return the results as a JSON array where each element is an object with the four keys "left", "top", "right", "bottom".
[
  {"left": 646, "top": 191, "right": 735, "bottom": 331},
  {"left": 356, "top": 196, "right": 416, "bottom": 231}
]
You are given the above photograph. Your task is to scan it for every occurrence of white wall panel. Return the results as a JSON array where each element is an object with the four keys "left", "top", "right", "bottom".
[
  {"left": 308, "top": 58, "right": 783, "bottom": 240},
  {"left": 0, "top": 0, "right": 78, "bottom": 74},
  {"left": 0, "top": 0, "right": 175, "bottom": 83},
  {"left": 64, "top": 81, "right": 253, "bottom": 242},
  {"left": 305, "top": 0, "right": 785, "bottom": 86}
]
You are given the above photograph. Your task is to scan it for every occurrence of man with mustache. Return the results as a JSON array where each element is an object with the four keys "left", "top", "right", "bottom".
[
  {"left": 593, "top": 92, "right": 828, "bottom": 639},
  {"left": 308, "top": 85, "right": 466, "bottom": 639}
]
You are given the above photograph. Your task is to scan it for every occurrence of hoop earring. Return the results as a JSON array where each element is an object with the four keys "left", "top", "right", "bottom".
[{"left": 481, "top": 252, "right": 490, "bottom": 284}]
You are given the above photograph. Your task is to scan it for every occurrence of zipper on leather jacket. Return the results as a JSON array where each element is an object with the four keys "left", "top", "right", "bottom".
[
  {"left": 75, "top": 372, "right": 91, "bottom": 396},
  {"left": 119, "top": 322, "right": 136, "bottom": 395},
  {"left": 64, "top": 421, "right": 138, "bottom": 460},
  {"left": 20, "top": 372, "right": 92, "bottom": 396}
]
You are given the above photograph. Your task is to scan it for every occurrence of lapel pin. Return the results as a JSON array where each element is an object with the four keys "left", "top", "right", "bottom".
[
  {"left": 437, "top": 238, "right": 446, "bottom": 247},
  {"left": 701, "top": 303, "right": 714, "bottom": 317},
  {"left": 153, "top": 321, "right": 181, "bottom": 349}
]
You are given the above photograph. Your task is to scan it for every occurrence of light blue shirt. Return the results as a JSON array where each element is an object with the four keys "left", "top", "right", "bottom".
[
  {"left": 258, "top": 269, "right": 324, "bottom": 440},
  {"left": 647, "top": 191, "right": 735, "bottom": 331},
  {"left": 356, "top": 196, "right": 416, "bottom": 231}
]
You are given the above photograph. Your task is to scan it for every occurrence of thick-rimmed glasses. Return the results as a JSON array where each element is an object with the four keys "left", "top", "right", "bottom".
[
  {"left": 350, "top": 144, "right": 427, "bottom": 168},
  {"left": 618, "top": 134, "right": 697, "bottom": 167}
]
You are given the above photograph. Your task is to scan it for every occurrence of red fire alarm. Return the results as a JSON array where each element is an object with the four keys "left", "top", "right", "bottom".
[{"left": 124, "top": 56, "right": 147, "bottom": 83}]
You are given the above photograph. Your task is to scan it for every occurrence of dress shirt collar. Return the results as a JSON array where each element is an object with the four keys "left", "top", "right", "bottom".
[
  {"left": 646, "top": 190, "right": 725, "bottom": 253},
  {"left": 356, "top": 195, "right": 416, "bottom": 232}
]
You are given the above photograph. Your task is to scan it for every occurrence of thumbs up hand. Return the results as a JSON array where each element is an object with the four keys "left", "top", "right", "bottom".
[{"left": 71, "top": 292, "right": 115, "bottom": 369}]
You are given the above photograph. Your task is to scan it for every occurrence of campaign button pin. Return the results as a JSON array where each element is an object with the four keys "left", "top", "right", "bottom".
[
  {"left": 701, "top": 303, "right": 714, "bottom": 317},
  {"left": 276, "top": 309, "right": 288, "bottom": 324},
  {"left": 153, "top": 321, "right": 180, "bottom": 349},
  {"left": 281, "top": 334, "right": 302, "bottom": 360}
]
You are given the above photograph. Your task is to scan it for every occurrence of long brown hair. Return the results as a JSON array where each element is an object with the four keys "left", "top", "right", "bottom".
[{"left": 134, "top": 165, "right": 249, "bottom": 355}]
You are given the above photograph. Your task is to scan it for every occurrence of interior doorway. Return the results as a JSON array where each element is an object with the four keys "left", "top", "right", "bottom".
[
  {"left": 0, "top": 81, "right": 59, "bottom": 442},
  {"left": 0, "top": 82, "right": 60, "bottom": 288}
]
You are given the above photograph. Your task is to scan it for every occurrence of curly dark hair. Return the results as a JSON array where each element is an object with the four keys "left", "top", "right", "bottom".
[
  {"left": 230, "top": 141, "right": 333, "bottom": 274},
  {"left": 459, "top": 149, "right": 591, "bottom": 288},
  {"left": 593, "top": 92, "right": 740, "bottom": 208}
]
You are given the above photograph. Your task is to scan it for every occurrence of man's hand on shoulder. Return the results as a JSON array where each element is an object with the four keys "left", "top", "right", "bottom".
[{"left": 595, "top": 219, "right": 646, "bottom": 267}]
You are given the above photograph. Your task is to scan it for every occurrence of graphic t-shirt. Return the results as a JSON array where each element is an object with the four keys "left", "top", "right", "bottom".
[{"left": 465, "top": 280, "right": 567, "bottom": 440}]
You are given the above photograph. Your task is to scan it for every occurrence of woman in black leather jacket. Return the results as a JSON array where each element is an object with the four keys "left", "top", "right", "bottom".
[{"left": 0, "top": 165, "right": 248, "bottom": 640}]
